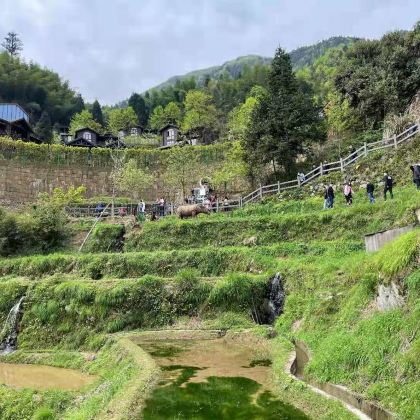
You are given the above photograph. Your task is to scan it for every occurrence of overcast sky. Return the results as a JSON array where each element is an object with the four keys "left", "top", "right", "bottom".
[{"left": 2, "top": 0, "right": 418, "bottom": 104}]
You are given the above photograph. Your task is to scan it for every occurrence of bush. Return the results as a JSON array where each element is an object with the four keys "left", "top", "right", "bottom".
[{"left": 83, "top": 223, "right": 125, "bottom": 253}]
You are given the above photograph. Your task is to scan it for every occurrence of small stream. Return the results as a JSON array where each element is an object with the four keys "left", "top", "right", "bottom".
[{"left": 140, "top": 337, "right": 308, "bottom": 420}]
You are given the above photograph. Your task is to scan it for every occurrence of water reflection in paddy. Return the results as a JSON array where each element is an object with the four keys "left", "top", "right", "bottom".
[
  {"left": 0, "top": 362, "right": 96, "bottom": 391},
  {"left": 140, "top": 338, "right": 308, "bottom": 420}
]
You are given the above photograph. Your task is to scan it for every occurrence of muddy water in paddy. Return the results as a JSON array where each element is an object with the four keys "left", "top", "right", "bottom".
[
  {"left": 0, "top": 362, "right": 96, "bottom": 391},
  {"left": 140, "top": 338, "right": 308, "bottom": 420}
]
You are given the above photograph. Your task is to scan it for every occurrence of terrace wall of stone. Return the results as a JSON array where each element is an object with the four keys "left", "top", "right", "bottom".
[{"left": 0, "top": 137, "right": 237, "bottom": 204}]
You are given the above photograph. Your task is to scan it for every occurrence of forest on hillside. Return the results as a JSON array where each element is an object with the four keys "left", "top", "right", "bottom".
[{"left": 1, "top": 23, "right": 419, "bottom": 182}]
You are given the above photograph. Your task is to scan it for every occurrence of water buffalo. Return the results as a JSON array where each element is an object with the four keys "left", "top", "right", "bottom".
[{"left": 176, "top": 204, "right": 210, "bottom": 219}]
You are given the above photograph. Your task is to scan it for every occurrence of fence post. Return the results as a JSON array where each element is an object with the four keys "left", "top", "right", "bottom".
[
  {"left": 259, "top": 184, "right": 263, "bottom": 199},
  {"left": 240, "top": 197, "right": 243, "bottom": 208},
  {"left": 393, "top": 134, "right": 397, "bottom": 149},
  {"left": 320, "top": 164, "right": 323, "bottom": 176},
  {"left": 340, "top": 158, "right": 344, "bottom": 172},
  {"left": 277, "top": 181, "right": 281, "bottom": 193},
  {"left": 216, "top": 199, "right": 219, "bottom": 212},
  {"left": 297, "top": 176, "right": 301, "bottom": 187},
  {"left": 364, "top": 142, "right": 367, "bottom": 156}
]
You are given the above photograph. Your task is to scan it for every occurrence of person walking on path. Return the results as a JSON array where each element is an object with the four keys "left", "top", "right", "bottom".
[
  {"left": 366, "top": 182, "right": 375, "bottom": 204},
  {"left": 327, "top": 184, "right": 335, "bottom": 208},
  {"left": 410, "top": 164, "right": 420, "bottom": 190},
  {"left": 158, "top": 197, "right": 165, "bottom": 216},
  {"left": 137, "top": 199, "right": 146, "bottom": 222},
  {"left": 383, "top": 173, "right": 394, "bottom": 200},
  {"left": 344, "top": 182, "right": 353, "bottom": 206},
  {"left": 323, "top": 186, "right": 329, "bottom": 209}
]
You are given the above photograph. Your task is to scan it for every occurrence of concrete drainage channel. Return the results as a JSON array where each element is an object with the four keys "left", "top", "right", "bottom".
[{"left": 287, "top": 340, "right": 394, "bottom": 420}]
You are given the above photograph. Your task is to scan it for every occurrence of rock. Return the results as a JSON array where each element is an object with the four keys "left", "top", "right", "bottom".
[{"left": 376, "top": 282, "right": 404, "bottom": 311}]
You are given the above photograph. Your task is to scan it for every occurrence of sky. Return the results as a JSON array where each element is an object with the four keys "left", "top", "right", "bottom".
[{"left": 1, "top": 0, "right": 418, "bottom": 104}]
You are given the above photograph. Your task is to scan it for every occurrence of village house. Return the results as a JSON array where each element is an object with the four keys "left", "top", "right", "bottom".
[
  {"left": 117, "top": 125, "right": 144, "bottom": 140},
  {"left": 0, "top": 103, "right": 40, "bottom": 143},
  {"left": 159, "top": 123, "right": 180, "bottom": 148},
  {"left": 61, "top": 127, "right": 123, "bottom": 148}
]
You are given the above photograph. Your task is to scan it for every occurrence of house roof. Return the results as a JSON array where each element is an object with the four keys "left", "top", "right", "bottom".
[
  {"left": 74, "top": 127, "right": 100, "bottom": 137},
  {"left": 158, "top": 123, "right": 179, "bottom": 133},
  {"left": 0, "top": 116, "right": 33, "bottom": 133},
  {"left": 0, "top": 103, "right": 29, "bottom": 123}
]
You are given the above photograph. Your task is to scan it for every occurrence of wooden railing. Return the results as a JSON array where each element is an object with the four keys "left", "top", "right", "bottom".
[
  {"left": 66, "top": 124, "right": 418, "bottom": 217},
  {"left": 240, "top": 123, "right": 419, "bottom": 206}
]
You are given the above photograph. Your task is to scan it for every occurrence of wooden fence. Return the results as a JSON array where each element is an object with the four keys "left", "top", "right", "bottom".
[
  {"left": 67, "top": 124, "right": 418, "bottom": 217},
  {"left": 241, "top": 123, "right": 419, "bottom": 206}
]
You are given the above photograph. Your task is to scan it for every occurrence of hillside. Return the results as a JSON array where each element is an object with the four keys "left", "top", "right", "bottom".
[{"left": 146, "top": 36, "right": 358, "bottom": 92}]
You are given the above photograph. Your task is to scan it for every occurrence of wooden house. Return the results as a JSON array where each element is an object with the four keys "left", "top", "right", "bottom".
[
  {"left": 61, "top": 127, "right": 123, "bottom": 148},
  {"left": 159, "top": 124, "right": 179, "bottom": 148},
  {"left": 0, "top": 103, "right": 40, "bottom": 142}
]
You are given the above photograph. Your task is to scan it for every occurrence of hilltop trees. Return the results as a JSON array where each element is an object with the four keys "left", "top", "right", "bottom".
[
  {"left": 91, "top": 100, "right": 104, "bottom": 126},
  {"left": 334, "top": 23, "right": 420, "bottom": 130},
  {"left": 128, "top": 93, "right": 149, "bottom": 126},
  {"left": 2, "top": 32, "right": 23, "bottom": 57},
  {"left": 69, "top": 110, "right": 102, "bottom": 135},
  {"left": 182, "top": 90, "right": 217, "bottom": 135},
  {"left": 243, "top": 47, "right": 323, "bottom": 178},
  {"left": 107, "top": 107, "right": 138, "bottom": 135}
]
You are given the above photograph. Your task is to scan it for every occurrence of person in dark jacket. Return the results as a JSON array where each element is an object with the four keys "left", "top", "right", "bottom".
[
  {"left": 366, "top": 182, "right": 375, "bottom": 204},
  {"left": 327, "top": 184, "right": 335, "bottom": 208},
  {"left": 383, "top": 173, "right": 394, "bottom": 200},
  {"left": 410, "top": 165, "right": 420, "bottom": 190}
]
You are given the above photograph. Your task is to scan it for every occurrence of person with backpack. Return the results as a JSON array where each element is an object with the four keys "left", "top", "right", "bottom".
[
  {"left": 366, "top": 182, "right": 375, "bottom": 204},
  {"left": 383, "top": 173, "right": 394, "bottom": 200},
  {"left": 344, "top": 182, "right": 353, "bottom": 206}
]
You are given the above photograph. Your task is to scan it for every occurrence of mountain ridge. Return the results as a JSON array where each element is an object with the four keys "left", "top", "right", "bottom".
[{"left": 145, "top": 36, "right": 359, "bottom": 93}]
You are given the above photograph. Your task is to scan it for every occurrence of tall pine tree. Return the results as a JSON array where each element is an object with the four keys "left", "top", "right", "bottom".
[
  {"left": 128, "top": 93, "right": 148, "bottom": 126},
  {"left": 91, "top": 100, "right": 104, "bottom": 126},
  {"left": 244, "top": 47, "right": 323, "bottom": 178}
]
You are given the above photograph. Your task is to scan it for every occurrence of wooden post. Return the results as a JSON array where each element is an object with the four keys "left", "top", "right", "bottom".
[
  {"left": 240, "top": 197, "right": 243, "bottom": 208},
  {"left": 364, "top": 142, "right": 367, "bottom": 156},
  {"left": 340, "top": 158, "right": 344, "bottom": 172},
  {"left": 320, "top": 164, "right": 323, "bottom": 176},
  {"left": 216, "top": 199, "right": 219, "bottom": 212},
  {"left": 393, "top": 134, "right": 397, "bottom": 149},
  {"left": 277, "top": 181, "right": 281, "bottom": 193},
  {"left": 297, "top": 176, "right": 301, "bottom": 187},
  {"left": 259, "top": 184, "right": 263, "bottom": 199}
]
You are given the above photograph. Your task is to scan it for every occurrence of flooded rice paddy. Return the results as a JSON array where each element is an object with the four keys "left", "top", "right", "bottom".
[
  {"left": 139, "top": 337, "right": 308, "bottom": 420},
  {"left": 0, "top": 362, "right": 96, "bottom": 391}
]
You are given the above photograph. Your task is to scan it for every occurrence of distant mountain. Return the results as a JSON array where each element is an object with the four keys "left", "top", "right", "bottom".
[
  {"left": 289, "top": 36, "right": 360, "bottom": 69},
  {"left": 146, "top": 36, "right": 359, "bottom": 93},
  {"left": 151, "top": 55, "right": 272, "bottom": 91}
]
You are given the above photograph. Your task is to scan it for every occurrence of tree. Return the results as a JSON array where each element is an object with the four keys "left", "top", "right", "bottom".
[
  {"left": 2, "top": 32, "right": 23, "bottom": 57},
  {"left": 149, "top": 106, "right": 165, "bottom": 131},
  {"left": 227, "top": 95, "right": 258, "bottom": 141},
  {"left": 163, "top": 102, "right": 182, "bottom": 126},
  {"left": 73, "top": 94, "right": 85, "bottom": 114},
  {"left": 181, "top": 90, "right": 217, "bottom": 135},
  {"left": 34, "top": 111, "right": 52, "bottom": 143},
  {"left": 107, "top": 107, "right": 138, "bottom": 135},
  {"left": 164, "top": 148, "right": 201, "bottom": 202},
  {"left": 91, "top": 100, "right": 104, "bottom": 126},
  {"left": 115, "top": 159, "right": 154, "bottom": 200},
  {"left": 244, "top": 47, "right": 323, "bottom": 177},
  {"left": 128, "top": 93, "right": 148, "bottom": 126},
  {"left": 68, "top": 110, "right": 102, "bottom": 135},
  {"left": 212, "top": 142, "right": 248, "bottom": 192}
]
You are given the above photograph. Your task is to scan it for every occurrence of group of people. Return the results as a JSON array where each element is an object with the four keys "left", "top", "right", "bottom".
[{"left": 324, "top": 172, "right": 396, "bottom": 209}]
